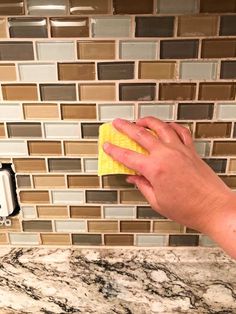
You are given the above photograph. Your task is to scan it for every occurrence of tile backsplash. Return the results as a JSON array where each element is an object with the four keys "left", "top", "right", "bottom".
[{"left": 0, "top": 0, "right": 235, "bottom": 247}]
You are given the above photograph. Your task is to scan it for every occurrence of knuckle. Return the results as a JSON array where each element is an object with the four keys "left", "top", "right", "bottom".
[{"left": 136, "top": 127, "right": 147, "bottom": 138}]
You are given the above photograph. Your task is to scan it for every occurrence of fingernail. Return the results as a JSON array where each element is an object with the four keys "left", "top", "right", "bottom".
[{"left": 103, "top": 142, "right": 110, "bottom": 150}]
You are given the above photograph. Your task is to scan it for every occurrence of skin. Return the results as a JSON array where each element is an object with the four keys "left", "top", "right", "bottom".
[{"left": 103, "top": 116, "right": 236, "bottom": 260}]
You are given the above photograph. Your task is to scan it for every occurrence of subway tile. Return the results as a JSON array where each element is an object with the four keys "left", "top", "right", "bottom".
[
  {"left": 28, "top": 141, "right": 62, "bottom": 156},
  {"left": 220, "top": 15, "right": 236, "bottom": 36},
  {"left": 114, "top": 0, "right": 153, "bottom": 14},
  {"left": 212, "top": 141, "right": 236, "bottom": 156},
  {"left": 52, "top": 191, "right": 84, "bottom": 204},
  {"left": 120, "top": 41, "right": 157, "bottom": 60},
  {"left": 99, "top": 104, "right": 135, "bottom": 121},
  {"left": 221, "top": 61, "right": 236, "bottom": 79},
  {"left": 159, "top": 83, "right": 196, "bottom": 101},
  {"left": 119, "top": 83, "right": 156, "bottom": 101},
  {"left": 78, "top": 41, "right": 115, "bottom": 60},
  {"left": 81, "top": 123, "right": 102, "bottom": 139},
  {"left": 136, "top": 235, "right": 167, "bottom": 247},
  {"left": 21, "top": 206, "right": 37, "bottom": 219},
  {"left": 22, "top": 220, "right": 52, "bottom": 232},
  {"left": 0, "top": 124, "right": 5, "bottom": 138},
  {"left": 201, "top": 39, "right": 236, "bottom": 58},
  {"left": 169, "top": 235, "right": 199, "bottom": 246},
  {"left": 50, "top": 17, "right": 89, "bottom": 38},
  {"left": 9, "top": 233, "right": 39, "bottom": 245},
  {"left": 92, "top": 17, "right": 131, "bottom": 38},
  {"left": 193, "top": 141, "right": 211, "bottom": 157},
  {"left": 2, "top": 84, "right": 38, "bottom": 101},
  {"left": 88, "top": 221, "right": 118, "bottom": 232},
  {"left": 104, "top": 234, "right": 134, "bottom": 246},
  {"left": 139, "top": 103, "right": 174, "bottom": 120},
  {"left": 233, "top": 125, "right": 236, "bottom": 138},
  {"left": 48, "top": 158, "right": 81, "bottom": 173},
  {"left": 13, "top": 158, "right": 46, "bottom": 173},
  {"left": 98, "top": 62, "right": 134, "bottom": 80},
  {"left": 195, "top": 122, "right": 231, "bottom": 138},
  {"left": 137, "top": 206, "right": 166, "bottom": 219},
  {"left": 64, "top": 141, "right": 98, "bottom": 156},
  {"left": 0, "top": 104, "right": 22, "bottom": 121},
  {"left": 18, "top": 63, "right": 57, "bottom": 82},
  {"left": 199, "top": 235, "right": 217, "bottom": 247},
  {"left": 0, "top": 141, "right": 27, "bottom": 156},
  {"left": 61, "top": 104, "right": 96, "bottom": 120},
  {"left": 203, "top": 159, "right": 227, "bottom": 173},
  {"left": 8, "top": 18, "right": 47, "bottom": 38},
  {"left": 79, "top": 84, "right": 116, "bottom": 101},
  {"left": 178, "top": 16, "right": 218, "bottom": 37},
  {"left": 58, "top": 63, "right": 95, "bottom": 81},
  {"left": 7, "top": 123, "right": 42, "bottom": 138},
  {"left": 70, "top": 206, "right": 101, "bottom": 218},
  {"left": 157, "top": 0, "right": 198, "bottom": 14},
  {"left": 153, "top": 221, "right": 184, "bottom": 233},
  {"left": 0, "top": 64, "right": 17, "bottom": 81},
  {"left": 160, "top": 40, "right": 199, "bottom": 59},
  {"left": 0, "top": 19, "right": 7, "bottom": 37},
  {"left": 120, "top": 221, "right": 150, "bottom": 233},
  {"left": 135, "top": 17, "right": 174, "bottom": 37},
  {"left": 41, "top": 234, "right": 71, "bottom": 245},
  {"left": 0, "top": 42, "right": 34, "bottom": 60},
  {"left": 27, "top": 0, "right": 68, "bottom": 15},
  {"left": 55, "top": 220, "right": 86, "bottom": 232},
  {"left": 139, "top": 61, "right": 176, "bottom": 80},
  {"left": 44, "top": 123, "right": 80, "bottom": 139},
  {"left": 219, "top": 175, "right": 236, "bottom": 188},
  {"left": 19, "top": 191, "right": 50, "bottom": 203},
  {"left": 120, "top": 190, "right": 148, "bottom": 204},
  {"left": 104, "top": 206, "right": 135, "bottom": 219},
  {"left": 0, "top": 218, "right": 20, "bottom": 231},
  {"left": 86, "top": 190, "right": 118, "bottom": 203},
  {"left": 36, "top": 41, "right": 75, "bottom": 61},
  {"left": 70, "top": 0, "right": 111, "bottom": 15},
  {"left": 0, "top": 0, "right": 24, "bottom": 15},
  {"left": 72, "top": 234, "right": 102, "bottom": 246},
  {"left": 33, "top": 175, "right": 66, "bottom": 189},
  {"left": 229, "top": 159, "right": 236, "bottom": 172},
  {"left": 199, "top": 83, "right": 236, "bottom": 101},
  {"left": 40, "top": 84, "right": 76, "bottom": 101},
  {"left": 102, "top": 175, "right": 132, "bottom": 188},
  {"left": 23, "top": 103, "right": 59, "bottom": 120},
  {"left": 186, "top": 228, "right": 200, "bottom": 234},
  {"left": 178, "top": 103, "right": 214, "bottom": 120},
  {"left": 84, "top": 158, "right": 98, "bottom": 173},
  {"left": 37, "top": 206, "right": 68, "bottom": 218},
  {"left": 217, "top": 103, "right": 236, "bottom": 120},
  {"left": 180, "top": 61, "right": 217, "bottom": 80},
  {"left": 16, "top": 175, "right": 31, "bottom": 188},
  {"left": 68, "top": 175, "right": 99, "bottom": 188},
  {"left": 200, "top": 0, "right": 236, "bottom": 13}
]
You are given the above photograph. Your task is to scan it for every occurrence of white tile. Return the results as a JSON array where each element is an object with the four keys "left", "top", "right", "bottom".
[
  {"left": 99, "top": 104, "right": 135, "bottom": 121},
  {"left": 55, "top": 220, "right": 86, "bottom": 232},
  {"left": 9, "top": 233, "right": 39, "bottom": 245},
  {"left": 120, "top": 41, "right": 157, "bottom": 60},
  {"left": 104, "top": 206, "right": 136, "bottom": 219},
  {"left": 52, "top": 190, "right": 84, "bottom": 204},
  {"left": 180, "top": 62, "right": 217, "bottom": 80},
  {"left": 217, "top": 103, "right": 236, "bottom": 120},
  {"left": 139, "top": 103, "right": 174, "bottom": 120},
  {"left": 27, "top": 0, "right": 68, "bottom": 15},
  {"left": 36, "top": 41, "right": 75, "bottom": 60},
  {"left": 0, "top": 104, "right": 22, "bottom": 121},
  {"left": 18, "top": 63, "right": 57, "bottom": 82},
  {"left": 44, "top": 123, "right": 80, "bottom": 139},
  {"left": 157, "top": 0, "right": 198, "bottom": 14},
  {"left": 84, "top": 158, "right": 98, "bottom": 173},
  {"left": 0, "top": 141, "right": 28, "bottom": 156},
  {"left": 92, "top": 17, "right": 131, "bottom": 38},
  {"left": 136, "top": 235, "right": 167, "bottom": 247},
  {"left": 193, "top": 141, "right": 211, "bottom": 157},
  {"left": 22, "top": 206, "right": 37, "bottom": 219}
]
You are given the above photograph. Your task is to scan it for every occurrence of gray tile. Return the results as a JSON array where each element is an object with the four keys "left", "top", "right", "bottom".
[
  {"left": 27, "top": 0, "right": 68, "bottom": 15},
  {"left": 99, "top": 104, "right": 135, "bottom": 121},
  {"left": 0, "top": 42, "right": 34, "bottom": 60},
  {"left": 98, "top": 62, "right": 134, "bottom": 80},
  {"left": 136, "top": 235, "right": 167, "bottom": 247},
  {"left": 40, "top": 84, "right": 76, "bottom": 101},
  {"left": 22, "top": 220, "right": 52, "bottom": 232},
  {"left": 180, "top": 61, "right": 217, "bottom": 80},
  {"left": 120, "top": 41, "right": 157, "bottom": 60},
  {"left": 119, "top": 83, "right": 156, "bottom": 101},
  {"left": 48, "top": 158, "right": 81, "bottom": 172},
  {"left": 157, "top": 0, "right": 198, "bottom": 14},
  {"left": 135, "top": 16, "right": 174, "bottom": 37},
  {"left": 92, "top": 17, "right": 131, "bottom": 38},
  {"left": 7, "top": 123, "right": 42, "bottom": 138},
  {"left": 36, "top": 41, "right": 75, "bottom": 60},
  {"left": 86, "top": 190, "right": 118, "bottom": 203},
  {"left": 139, "top": 103, "right": 174, "bottom": 120},
  {"left": 8, "top": 18, "right": 48, "bottom": 38}
]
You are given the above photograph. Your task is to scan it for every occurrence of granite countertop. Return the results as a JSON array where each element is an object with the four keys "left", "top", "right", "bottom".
[{"left": 0, "top": 247, "right": 235, "bottom": 314}]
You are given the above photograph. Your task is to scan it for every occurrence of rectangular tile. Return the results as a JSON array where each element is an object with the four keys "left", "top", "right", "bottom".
[
  {"left": 44, "top": 123, "right": 80, "bottom": 139},
  {"left": 199, "top": 83, "right": 236, "bottom": 101},
  {"left": 221, "top": 61, "right": 236, "bottom": 79},
  {"left": 79, "top": 84, "right": 116, "bottom": 101},
  {"left": 0, "top": 0, "right": 24, "bottom": 15},
  {"left": 33, "top": 175, "right": 65, "bottom": 189},
  {"left": 220, "top": 15, "right": 236, "bottom": 36},
  {"left": 84, "top": 158, "right": 98, "bottom": 173},
  {"left": 9, "top": 233, "right": 39, "bottom": 245},
  {"left": 137, "top": 206, "right": 166, "bottom": 219},
  {"left": 19, "top": 191, "right": 50, "bottom": 203},
  {"left": 120, "top": 221, "right": 150, "bottom": 233},
  {"left": 153, "top": 221, "right": 184, "bottom": 233},
  {"left": 102, "top": 175, "right": 132, "bottom": 188},
  {"left": 68, "top": 175, "right": 99, "bottom": 188},
  {"left": 70, "top": 0, "right": 111, "bottom": 14},
  {"left": 61, "top": 104, "right": 96, "bottom": 120},
  {"left": 159, "top": 83, "right": 196, "bottom": 101},
  {"left": 178, "top": 16, "right": 218, "bottom": 37},
  {"left": 2, "top": 84, "right": 38, "bottom": 101},
  {"left": 114, "top": 0, "right": 153, "bottom": 14},
  {"left": 199, "top": 235, "right": 217, "bottom": 247},
  {"left": 180, "top": 61, "right": 217, "bottom": 80},
  {"left": 88, "top": 221, "right": 118, "bottom": 232},
  {"left": 178, "top": 103, "right": 214, "bottom": 120},
  {"left": 201, "top": 39, "right": 236, "bottom": 58},
  {"left": 0, "top": 64, "right": 17, "bottom": 81},
  {"left": 13, "top": 158, "right": 46, "bottom": 173},
  {"left": 0, "top": 19, "right": 7, "bottom": 37},
  {"left": 72, "top": 234, "right": 102, "bottom": 246},
  {"left": 139, "top": 103, "right": 174, "bottom": 120},
  {"left": 98, "top": 62, "right": 134, "bottom": 80},
  {"left": 7, "top": 123, "right": 42, "bottom": 138},
  {"left": 70, "top": 206, "right": 101, "bottom": 218},
  {"left": 160, "top": 40, "right": 199, "bottom": 59},
  {"left": 64, "top": 141, "right": 98, "bottom": 156},
  {"left": 169, "top": 235, "right": 199, "bottom": 246},
  {"left": 37, "top": 206, "right": 68, "bottom": 218},
  {"left": 22, "top": 220, "right": 52, "bottom": 232},
  {"left": 52, "top": 191, "right": 84, "bottom": 204},
  {"left": 219, "top": 175, "right": 236, "bottom": 188},
  {"left": 58, "top": 63, "right": 95, "bottom": 81},
  {"left": 200, "top": 0, "right": 236, "bottom": 13},
  {"left": 120, "top": 41, "right": 157, "bottom": 60},
  {"left": 0, "top": 42, "right": 34, "bottom": 60},
  {"left": 0, "top": 218, "right": 20, "bottom": 231},
  {"left": 18, "top": 63, "right": 57, "bottom": 82},
  {"left": 135, "top": 17, "right": 174, "bottom": 37},
  {"left": 86, "top": 190, "right": 118, "bottom": 204},
  {"left": 104, "top": 206, "right": 135, "bottom": 219},
  {"left": 203, "top": 158, "right": 227, "bottom": 173},
  {"left": 194, "top": 141, "right": 211, "bottom": 157},
  {"left": 0, "top": 124, "right": 5, "bottom": 138},
  {"left": 23, "top": 103, "right": 59, "bottom": 120},
  {"left": 9, "top": 18, "right": 47, "bottom": 38},
  {"left": 119, "top": 83, "right": 156, "bottom": 101},
  {"left": 48, "top": 158, "right": 81, "bottom": 172},
  {"left": 120, "top": 190, "right": 147, "bottom": 204},
  {"left": 50, "top": 17, "right": 89, "bottom": 37},
  {"left": 217, "top": 103, "right": 236, "bottom": 120},
  {"left": 139, "top": 61, "right": 176, "bottom": 80},
  {"left": 157, "top": 0, "right": 198, "bottom": 14},
  {"left": 212, "top": 141, "right": 236, "bottom": 156},
  {"left": 81, "top": 123, "right": 102, "bottom": 139},
  {"left": 78, "top": 41, "right": 115, "bottom": 60},
  {"left": 0, "top": 141, "right": 27, "bottom": 156},
  {"left": 27, "top": 0, "right": 68, "bottom": 15},
  {"left": 0, "top": 104, "right": 22, "bottom": 121},
  {"left": 99, "top": 104, "right": 135, "bottom": 121},
  {"left": 28, "top": 141, "right": 62, "bottom": 156},
  {"left": 36, "top": 41, "right": 75, "bottom": 60},
  {"left": 41, "top": 234, "right": 71, "bottom": 245},
  {"left": 136, "top": 235, "right": 167, "bottom": 247},
  {"left": 40, "top": 84, "right": 76, "bottom": 101},
  {"left": 55, "top": 220, "right": 86, "bottom": 232},
  {"left": 195, "top": 123, "right": 231, "bottom": 138},
  {"left": 229, "top": 159, "right": 236, "bottom": 172},
  {"left": 16, "top": 175, "right": 31, "bottom": 188},
  {"left": 92, "top": 17, "right": 131, "bottom": 37},
  {"left": 104, "top": 234, "right": 134, "bottom": 246}
]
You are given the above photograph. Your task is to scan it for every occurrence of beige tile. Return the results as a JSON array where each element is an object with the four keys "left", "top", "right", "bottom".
[
  {"left": 61, "top": 104, "right": 97, "bottom": 120},
  {"left": 13, "top": 158, "right": 46, "bottom": 173},
  {"left": 77, "top": 41, "right": 115, "bottom": 60},
  {"left": 153, "top": 221, "right": 184, "bottom": 233},
  {"left": 28, "top": 141, "right": 62, "bottom": 156},
  {"left": 0, "top": 218, "right": 21, "bottom": 232},
  {"left": 104, "top": 234, "right": 133, "bottom": 246},
  {"left": 68, "top": 175, "right": 99, "bottom": 188},
  {"left": 120, "top": 190, "right": 148, "bottom": 204},
  {"left": 58, "top": 63, "right": 95, "bottom": 80},
  {"left": 70, "top": 206, "right": 101, "bottom": 218},
  {"left": 178, "top": 16, "right": 218, "bottom": 37},
  {"left": 41, "top": 233, "right": 70, "bottom": 245},
  {"left": 0, "top": 124, "right": 5, "bottom": 138},
  {"left": 23, "top": 103, "right": 59, "bottom": 120},
  {"left": 64, "top": 141, "right": 98, "bottom": 156},
  {"left": 37, "top": 206, "right": 68, "bottom": 218},
  {"left": 2, "top": 84, "right": 38, "bottom": 101},
  {"left": 19, "top": 191, "right": 50, "bottom": 203},
  {"left": 229, "top": 159, "right": 236, "bottom": 172},
  {"left": 120, "top": 221, "right": 151, "bottom": 233},
  {"left": 0, "top": 64, "right": 17, "bottom": 81},
  {"left": 79, "top": 84, "right": 116, "bottom": 101},
  {"left": 33, "top": 175, "right": 66, "bottom": 189},
  {"left": 0, "top": 19, "right": 7, "bottom": 37},
  {"left": 139, "top": 61, "right": 176, "bottom": 80},
  {"left": 0, "top": 233, "right": 8, "bottom": 244},
  {"left": 88, "top": 221, "right": 118, "bottom": 232}
]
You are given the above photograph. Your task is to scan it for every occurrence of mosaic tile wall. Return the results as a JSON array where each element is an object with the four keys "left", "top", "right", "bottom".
[{"left": 0, "top": 0, "right": 235, "bottom": 247}]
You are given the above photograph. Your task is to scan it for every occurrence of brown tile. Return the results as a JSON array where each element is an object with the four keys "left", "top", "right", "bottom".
[
  {"left": 160, "top": 40, "right": 199, "bottom": 59},
  {"left": 9, "top": 17, "right": 47, "bottom": 38},
  {"left": 2, "top": 84, "right": 38, "bottom": 101},
  {"left": 41, "top": 233, "right": 71, "bottom": 245},
  {"left": 0, "top": 42, "right": 34, "bottom": 61},
  {"left": 81, "top": 123, "right": 102, "bottom": 139},
  {"left": 88, "top": 221, "right": 118, "bottom": 232},
  {"left": 137, "top": 207, "right": 166, "bottom": 219},
  {"left": 16, "top": 175, "right": 31, "bottom": 188},
  {"left": 86, "top": 190, "right": 118, "bottom": 203},
  {"left": 220, "top": 15, "right": 236, "bottom": 36},
  {"left": 169, "top": 235, "right": 199, "bottom": 246},
  {"left": 0, "top": 64, "right": 17, "bottom": 81},
  {"left": 98, "top": 62, "right": 134, "bottom": 80},
  {"left": 186, "top": 228, "right": 200, "bottom": 234},
  {"left": 19, "top": 191, "right": 50, "bottom": 203},
  {"left": 219, "top": 175, "right": 236, "bottom": 188},
  {"left": 79, "top": 84, "right": 116, "bottom": 101},
  {"left": 199, "top": 83, "right": 236, "bottom": 101},
  {"left": 120, "top": 190, "right": 147, "bottom": 204},
  {"left": 50, "top": 17, "right": 89, "bottom": 37},
  {"left": 119, "top": 83, "right": 156, "bottom": 101},
  {"left": 178, "top": 16, "right": 218, "bottom": 37},
  {"left": 58, "top": 63, "right": 95, "bottom": 81},
  {"left": 77, "top": 41, "right": 115, "bottom": 60},
  {"left": 64, "top": 141, "right": 98, "bottom": 156},
  {"left": 28, "top": 141, "right": 62, "bottom": 156},
  {"left": 135, "top": 16, "right": 174, "bottom": 37},
  {"left": 7, "top": 123, "right": 42, "bottom": 138},
  {"left": 0, "top": 233, "right": 8, "bottom": 244},
  {"left": 13, "top": 158, "right": 46, "bottom": 173},
  {"left": 195, "top": 123, "right": 231, "bottom": 138},
  {"left": 139, "top": 61, "right": 176, "bottom": 80},
  {"left": 40, "top": 84, "right": 76, "bottom": 101},
  {"left": 33, "top": 175, "right": 65, "bottom": 189},
  {"left": 102, "top": 175, "right": 132, "bottom": 188},
  {"left": 0, "top": 0, "right": 24, "bottom": 15},
  {"left": 159, "top": 83, "right": 196, "bottom": 101},
  {"left": 153, "top": 221, "right": 184, "bottom": 233},
  {"left": 221, "top": 61, "right": 236, "bottom": 79},
  {"left": 0, "top": 124, "right": 5, "bottom": 138},
  {"left": 61, "top": 104, "right": 96, "bottom": 120},
  {"left": 120, "top": 221, "right": 150, "bottom": 233},
  {"left": 23, "top": 103, "right": 59, "bottom": 120},
  {"left": 177, "top": 103, "right": 214, "bottom": 120},
  {"left": 200, "top": 0, "right": 236, "bottom": 13},
  {"left": 201, "top": 39, "right": 236, "bottom": 58},
  {"left": 70, "top": 206, "right": 101, "bottom": 218},
  {"left": 203, "top": 158, "right": 227, "bottom": 173},
  {"left": 229, "top": 159, "right": 236, "bottom": 172},
  {"left": 114, "top": 0, "right": 153, "bottom": 14},
  {"left": 104, "top": 234, "right": 134, "bottom": 246},
  {"left": 68, "top": 175, "right": 99, "bottom": 188},
  {"left": 0, "top": 218, "right": 21, "bottom": 231},
  {"left": 0, "top": 19, "right": 7, "bottom": 37},
  {"left": 48, "top": 158, "right": 81, "bottom": 172},
  {"left": 72, "top": 234, "right": 102, "bottom": 245},
  {"left": 22, "top": 220, "right": 52, "bottom": 232},
  {"left": 37, "top": 206, "right": 68, "bottom": 218},
  {"left": 70, "top": 0, "right": 111, "bottom": 14},
  {"left": 212, "top": 141, "right": 236, "bottom": 156}
]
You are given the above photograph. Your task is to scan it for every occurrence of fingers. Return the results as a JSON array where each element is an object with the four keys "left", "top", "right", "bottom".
[{"left": 169, "top": 122, "right": 194, "bottom": 149}]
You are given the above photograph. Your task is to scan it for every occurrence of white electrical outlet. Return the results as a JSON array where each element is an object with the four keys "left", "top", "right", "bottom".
[{"left": 0, "top": 169, "right": 16, "bottom": 217}]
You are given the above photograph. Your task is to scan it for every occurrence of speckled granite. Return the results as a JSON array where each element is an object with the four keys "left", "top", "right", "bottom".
[{"left": 0, "top": 247, "right": 235, "bottom": 314}]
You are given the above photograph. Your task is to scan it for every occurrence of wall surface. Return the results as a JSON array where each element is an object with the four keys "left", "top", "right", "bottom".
[{"left": 0, "top": 0, "right": 236, "bottom": 247}]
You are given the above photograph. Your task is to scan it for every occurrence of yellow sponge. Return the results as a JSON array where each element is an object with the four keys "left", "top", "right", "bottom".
[{"left": 98, "top": 122, "right": 157, "bottom": 176}]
